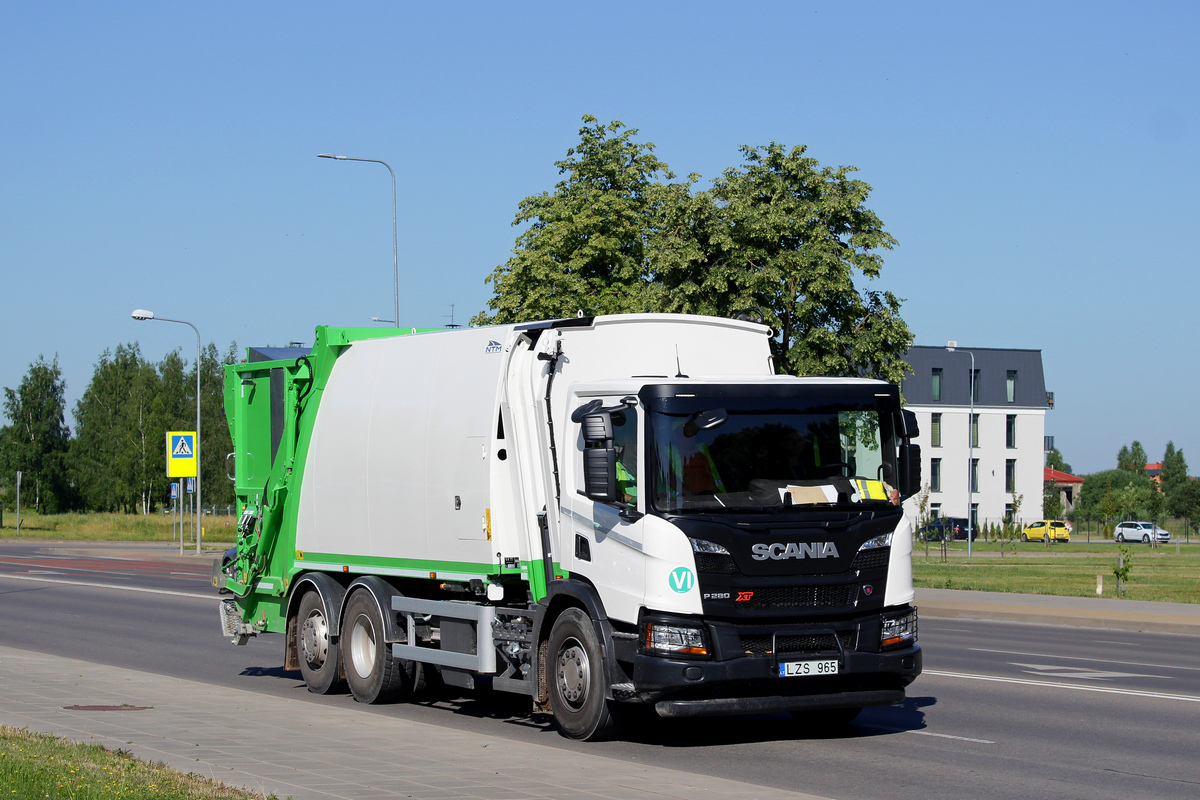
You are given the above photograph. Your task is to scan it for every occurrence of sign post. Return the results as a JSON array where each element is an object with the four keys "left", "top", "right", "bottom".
[
  {"left": 15, "top": 471, "right": 21, "bottom": 535},
  {"left": 170, "top": 482, "right": 179, "bottom": 541},
  {"left": 167, "top": 432, "right": 197, "bottom": 555}
]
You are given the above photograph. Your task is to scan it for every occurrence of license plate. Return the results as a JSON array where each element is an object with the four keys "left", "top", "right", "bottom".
[{"left": 779, "top": 659, "right": 839, "bottom": 677}]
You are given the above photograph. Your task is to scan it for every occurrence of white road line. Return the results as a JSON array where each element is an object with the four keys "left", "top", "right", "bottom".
[
  {"left": 0, "top": 572, "right": 214, "bottom": 600},
  {"left": 969, "top": 647, "right": 1200, "bottom": 673},
  {"left": 925, "top": 669, "right": 1200, "bottom": 702},
  {"left": 865, "top": 726, "right": 995, "bottom": 744}
]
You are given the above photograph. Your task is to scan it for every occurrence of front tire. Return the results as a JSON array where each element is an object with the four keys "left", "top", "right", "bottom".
[
  {"left": 1044, "top": 534, "right": 1051, "bottom": 544},
  {"left": 297, "top": 590, "right": 343, "bottom": 694},
  {"left": 341, "top": 589, "right": 422, "bottom": 704},
  {"left": 547, "top": 608, "right": 619, "bottom": 741},
  {"left": 1142, "top": 534, "right": 1150, "bottom": 544}
]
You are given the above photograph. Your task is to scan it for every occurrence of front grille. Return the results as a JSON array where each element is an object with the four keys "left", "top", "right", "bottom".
[
  {"left": 852, "top": 546, "right": 890, "bottom": 571},
  {"left": 740, "top": 583, "right": 857, "bottom": 609},
  {"left": 740, "top": 630, "right": 855, "bottom": 655},
  {"left": 694, "top": 553, "right": 738, "bottom": 573}
]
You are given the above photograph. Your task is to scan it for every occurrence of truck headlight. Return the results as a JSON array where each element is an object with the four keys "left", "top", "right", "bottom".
[
  {"left": 642, "top": 621, "right": 709, "bottom": 657},
  {"left": 881, "top": 610, "right": 917, "bottom": 649},
  {"left": 858, "top": 533, "right": 893, "bottom": 551},
  {"left": 688, "top": 537, "right": 729, "bottom": 555}
]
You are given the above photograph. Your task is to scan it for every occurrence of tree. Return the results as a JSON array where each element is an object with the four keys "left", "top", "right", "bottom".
[
  {"left": 71, "top": 344, "right": 167, "bottom": 513},
  {"left": 1045, "top": 448, "right": 1073, "bottom": 475},
  {"left": 1160, "top": 441, "right": 1188, "bottom": 497},
  {"left": 1167, "top": 478, "right": 1200, "bottom": 523},
  {"left": 477, "top": 117, "right": 913, "bottom": 382},
  {"left": 1117, "top": 441, "right": 1147, "bottom": 474},
  {"left": 1076, "top": 469, "right": 1155, "bottom": 521},
  {"left": 475, "top": 116, "right": 671, "bottom": 324},
  {"left": 1043, "top": 481, "right": 1064, "bottom": 520},
  {"left": 0, "top": 355, "right": 75, "bottom": 512}
]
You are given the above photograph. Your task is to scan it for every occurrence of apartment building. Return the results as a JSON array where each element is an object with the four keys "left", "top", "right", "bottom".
[{"left": 899, "top": 345, "right": 1051, "bottom": 530}]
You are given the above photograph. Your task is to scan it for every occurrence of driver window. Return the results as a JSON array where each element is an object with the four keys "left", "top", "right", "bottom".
[{"left": 611, "top": 407, "right": 638, "bottom": 504}]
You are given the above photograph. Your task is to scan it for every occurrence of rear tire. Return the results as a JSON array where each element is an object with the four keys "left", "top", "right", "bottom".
[
  {"left": 1021, "top": 533, "right": 1028, "bottom": 542},
  {"left": 297, "top": 590, "right": 343, "bottom": 694},
  {"left": 547, "top": 608, "right": 620, "bottom": 741},
  {"left": 1116, "top": 533, "right": 1125, "bottom": 542},
  {"left": 341, "top": 589, "right": 422, "bottom": 704}
]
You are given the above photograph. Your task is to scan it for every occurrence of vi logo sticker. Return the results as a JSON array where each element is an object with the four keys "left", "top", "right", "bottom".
[{"left": 668, "top": 567, "right": 695, "bottom": 593}]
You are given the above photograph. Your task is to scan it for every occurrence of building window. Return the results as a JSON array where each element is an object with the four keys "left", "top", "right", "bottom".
[
  {"left": 930, "top": 503, "right": 941, "bottom": 519},
  {"left": 971, "top": 369, "right": 980, "bottom": 403},
  {"left": 931, "top": 413, "right": 942, "bottom": 447},
  {"left": 931, "top": 368, "right": 942, "bottom": 401},
  {"left": 1004, "top": 503, "right": 1014, "bottom": 523},
  {"left": 1007, "top": 415, "right": 1017, "bottom": 448},
  {"left": 1005, "top": 459, "right": 1016, "bottom": 492},
  {"left": 970, "top": 414, "right": 979, "bottom": 448},
  {"left": 930, "top": 458, "right": 942, "bottom": 492},
  {"left": 1007, "top": 370, "right": 1017, "bottom": 403},
  {"left": 970, "top": 503, "right": 979, "bottom": 529},
  {"left": 970, "top": 458, "right": 979, "bottom": 492}
]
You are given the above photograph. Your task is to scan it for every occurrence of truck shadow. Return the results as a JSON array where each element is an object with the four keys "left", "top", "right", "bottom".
[{"left": 622, "top": 695, "right": 936, "bottom": 747}]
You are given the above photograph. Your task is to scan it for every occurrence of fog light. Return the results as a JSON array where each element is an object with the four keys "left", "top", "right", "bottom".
[
  {"left": 643, "top": 622, "right": 709, "bottom": 656},
  {"left": 882, "top": 611, "right": 917, "bottom": 648}
]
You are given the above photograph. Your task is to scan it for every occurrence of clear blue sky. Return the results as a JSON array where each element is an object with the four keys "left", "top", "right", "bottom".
[{"left": 2, "top": 1, "right": 1196, "bottom": 475}]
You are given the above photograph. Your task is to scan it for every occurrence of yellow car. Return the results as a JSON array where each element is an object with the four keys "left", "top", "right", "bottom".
[{"left": 1022, "top": 520, "right": 1070, "bottom": 543}]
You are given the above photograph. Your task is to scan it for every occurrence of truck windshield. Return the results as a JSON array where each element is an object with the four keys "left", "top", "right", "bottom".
[{"left": 646, "top": 398, "right": 899, "bottom": 514}]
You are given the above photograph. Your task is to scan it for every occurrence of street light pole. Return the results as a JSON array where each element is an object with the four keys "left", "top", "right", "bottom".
[
  {"left": 947, "top": 341, "right": 976, "bottom": 557},
  {"left": 318, "top": 153, "right": 399, "bottom": 329},
  {"left": 133, "top": 310, "right": 202, "bottom": 554}
]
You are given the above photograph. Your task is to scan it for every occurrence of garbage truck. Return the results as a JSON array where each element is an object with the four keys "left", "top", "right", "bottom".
[{"left": 215, "top": 313, "right": 922, "bottom": 739}]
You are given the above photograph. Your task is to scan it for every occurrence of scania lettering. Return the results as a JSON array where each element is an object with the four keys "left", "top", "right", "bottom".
[{"left": 215, "top": 314, "right": 923, "bottom": 740}]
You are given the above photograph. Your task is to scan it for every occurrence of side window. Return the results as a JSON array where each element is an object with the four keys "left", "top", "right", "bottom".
[{"left": 611, "top": 406, "right": 638, "bottom": 504}]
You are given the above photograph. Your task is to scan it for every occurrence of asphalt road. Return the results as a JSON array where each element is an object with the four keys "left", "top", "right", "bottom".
[{"left": 0, "top": 542, "right": 1197, "bottom": 800}]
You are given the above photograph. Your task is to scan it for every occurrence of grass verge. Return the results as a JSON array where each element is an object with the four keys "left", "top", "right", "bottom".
[
  {"left": 0, "top": 512, "right": 237, "bottom": 544},
  {"left": 914, "top": 548, "right": 1200, "bottom": 602},
  {"left": 0, "top": 725, "right": 279, "bottom": 799}
]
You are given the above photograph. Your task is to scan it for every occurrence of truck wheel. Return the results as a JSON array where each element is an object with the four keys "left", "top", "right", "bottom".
[
  {"left": 297, "top": 590, "right": 343, "bottom": 694},
  {"left": 341, "top": 589, "right": 421, "bottom": 704},
  {"left": 547, "top": 608, "right": 619, "bottom": 741}
]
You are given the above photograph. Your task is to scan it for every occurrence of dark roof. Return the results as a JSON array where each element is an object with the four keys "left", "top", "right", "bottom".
[{"left": 900, "top": 345, "right": 1048, "bottom": 408}]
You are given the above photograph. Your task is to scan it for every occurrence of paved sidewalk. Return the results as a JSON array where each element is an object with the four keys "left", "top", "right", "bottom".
[{"left": 0, "top": 645, "right": 829, "bottom": 800}]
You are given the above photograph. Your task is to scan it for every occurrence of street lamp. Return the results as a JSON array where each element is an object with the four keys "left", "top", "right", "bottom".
[
  {"left": 318, "top": 153, "right": 399, "bottom": 329},
  {"left": 947, "top": 341, "right": 976, "bottom": 557},
  {"left": 133, "top": 309, "right": 202, "bottom": 554}
]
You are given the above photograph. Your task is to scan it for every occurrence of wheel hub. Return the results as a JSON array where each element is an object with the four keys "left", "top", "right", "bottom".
[
  {"left": 348, "top": 614, "right": 377, "bottom": 679},
  {"left": 556, "top": 638, "right": 590, "bottom": 708},
  {"left": 300, "top": 611, "right": 328, "bottom": 668}
]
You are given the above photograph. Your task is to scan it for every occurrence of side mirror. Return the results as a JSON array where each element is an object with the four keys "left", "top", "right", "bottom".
[
  {"left": 902, "top": 409, "right": 920, "bottom": 438},
  {"left": 582, "top": 447, "right": 617, "bottom": 502},
  {"left": 899, "top": 443, "right": 921, "bottom": 500}
]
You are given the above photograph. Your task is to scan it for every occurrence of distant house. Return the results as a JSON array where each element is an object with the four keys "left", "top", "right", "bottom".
[
  {"left": 899, "top": 345, "right": 1052, "bottom": 531},
  {"left": 1144, "top": 462, "right": 1163, "bottom": 487},
  {"left": 1045, "top": 467, "right": 1084, "bottom": 514}
]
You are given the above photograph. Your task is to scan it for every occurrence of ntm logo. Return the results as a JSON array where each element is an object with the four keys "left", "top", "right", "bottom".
[
  {"left": 668, "top": 567, "right": 694, "bottom": 594},
  {"left": 484, "top": 340, "right": 503, "bottom": 354}
]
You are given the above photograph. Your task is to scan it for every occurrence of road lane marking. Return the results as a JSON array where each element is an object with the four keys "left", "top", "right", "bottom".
[
  {"left": 1008, "top": 662, "right": 1168, "bottom": 681},
  {"left": 863, "top": 725, "right": 995, "bottom": 744},
  {"left": 0, "top": 573, "right": 214, "bottom": 600},
  {"left": 925, "top": 669, "right": 1200, "bottom": 702},
  {"left": 969, "top": 647, "right": 1200, "bottom": 673}
]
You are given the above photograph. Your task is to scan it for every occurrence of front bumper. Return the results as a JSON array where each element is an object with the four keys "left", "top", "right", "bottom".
[{"left": 630, "top": 610, "right": 922, "bottom": 717}]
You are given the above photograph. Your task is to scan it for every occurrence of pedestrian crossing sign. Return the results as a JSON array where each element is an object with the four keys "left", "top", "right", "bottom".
[{"left": 166, "top": 431, "right": 197, "bottom": 478}]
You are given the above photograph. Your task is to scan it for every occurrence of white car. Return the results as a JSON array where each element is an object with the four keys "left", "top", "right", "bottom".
[{"left": 1113, "top": 521, "right": 1170, "bottom": 544}]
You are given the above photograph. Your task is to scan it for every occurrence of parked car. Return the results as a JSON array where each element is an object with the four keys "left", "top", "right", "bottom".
[
  {"left": 1113, "top": 521, "right": 1170, "bottom": 544},
  {"left": 1021, "top": 519, "right": 1070, "bottom": 543},
  {"left": 919, "top": 517, "right": 975, "bottom": 541}
]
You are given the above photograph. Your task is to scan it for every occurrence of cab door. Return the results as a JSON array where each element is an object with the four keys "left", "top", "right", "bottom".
[{"left": 560, "top": 396, "right": 646, "bottom": 623}]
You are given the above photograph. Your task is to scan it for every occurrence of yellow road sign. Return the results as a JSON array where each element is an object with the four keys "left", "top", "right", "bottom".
[{"left": 166, "top": 431, "right": 197, "bottom": 477}]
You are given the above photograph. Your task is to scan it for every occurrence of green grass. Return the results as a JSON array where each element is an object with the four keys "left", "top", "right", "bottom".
[
  {"left": 0, "top": 726, "right": 279, "bottom": 799},
  {"left": 914, "top": 545, "right": 1200, "bottom": 603},
  {"left": 0, "top": 512, "right": 238, "bottom": 544}
]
